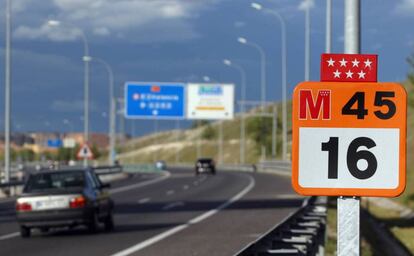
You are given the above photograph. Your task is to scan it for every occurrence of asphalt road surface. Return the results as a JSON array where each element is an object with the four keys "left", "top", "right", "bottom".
[{"left": 0, "top": 167, "right": 304, "bottom": 256}]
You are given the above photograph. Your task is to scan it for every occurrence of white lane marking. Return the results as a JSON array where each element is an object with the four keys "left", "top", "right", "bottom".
[
  {"left": 166, "top": 190, "right": 175, "bottom": 196},
  {"left": 0, "top": 232, "right": 19, "bottom": 241},
  {"left": 162, "top": 201, "right": 184, "bottom": 211},
  {"left": 193, "top": 181, "right": 199, "bottom": 186},
  {"left": 110, "top": 172, "right": 171, "bottom": 194},
  {"left": 182, "top": 185, "right": 189, "bottom": 190},
  {"left": 110, "top": 175, "right": 255, "bottom": 256},
  {"left": 138, "top": 198, "right": 151, "bottom": 204}
]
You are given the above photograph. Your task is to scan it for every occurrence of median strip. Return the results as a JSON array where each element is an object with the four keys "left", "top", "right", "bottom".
[{"left": 138, "top": 198, "right": 151, "bottom": 204}]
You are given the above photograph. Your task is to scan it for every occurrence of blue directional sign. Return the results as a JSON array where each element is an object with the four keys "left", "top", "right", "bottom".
[
  {"left": 47, "top": 139, "right": 62, "bottom": 148},
  {"left": 125, "top": 82, "right": 185, "bottom": 119}
]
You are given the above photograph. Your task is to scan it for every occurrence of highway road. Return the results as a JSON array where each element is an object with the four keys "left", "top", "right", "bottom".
[{"left": 0, "top": 167, "right": 303, "bottom": 256}]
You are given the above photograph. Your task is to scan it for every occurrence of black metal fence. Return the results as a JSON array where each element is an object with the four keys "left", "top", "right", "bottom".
[{"left": 236, "top": 196, "right": 327, "bottom": 256}]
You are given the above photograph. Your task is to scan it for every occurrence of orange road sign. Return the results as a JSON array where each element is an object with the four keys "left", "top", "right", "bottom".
[{"left": 292, "top": 81, "right": 406, "bottom": 197}]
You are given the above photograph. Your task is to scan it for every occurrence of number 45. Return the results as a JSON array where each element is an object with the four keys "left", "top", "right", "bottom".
[
  {"left": 322, "top": 137, "right": 377, "bottom": 180},
  {"left": 342, "top": 91, "right": 396, "bottom": 120}
]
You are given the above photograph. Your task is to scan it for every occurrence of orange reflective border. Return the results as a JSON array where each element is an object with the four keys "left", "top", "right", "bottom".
[{"left": 292, "top": 82, "right": 406, "bottom": 197}]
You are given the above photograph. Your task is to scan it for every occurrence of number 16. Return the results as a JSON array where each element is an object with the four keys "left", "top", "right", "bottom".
[{"left": 321, "top": 137, "right": 377, "bottom": 180}]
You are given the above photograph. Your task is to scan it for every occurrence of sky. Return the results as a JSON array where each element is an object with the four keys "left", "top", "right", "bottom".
[{"left": 0, "top": 0, "right": 413, "bottom": 136}]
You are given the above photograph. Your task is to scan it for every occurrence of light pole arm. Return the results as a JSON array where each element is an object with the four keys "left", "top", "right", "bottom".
[{"left": 78, "top": 30, "right": 89, "bottom": 57}]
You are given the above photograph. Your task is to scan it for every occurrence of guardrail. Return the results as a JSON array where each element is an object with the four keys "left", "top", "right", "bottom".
[
  {"left": 122, "top": 164, "right": 161, "bottom": 173},
  {"left": 257, "top": 160, "right": 292, "bottom": 172},
  {"left": 0, "top": 180, "right": 24, "bottom": 188},
  {"left": 236, "top": 196, "right": 327, "bottom": 256},
  {"left": 0, "top": 165, "right": 126, "bottom": 196},
  {"left": 93, "top": 165, "right": 123, "bottom": 175}
]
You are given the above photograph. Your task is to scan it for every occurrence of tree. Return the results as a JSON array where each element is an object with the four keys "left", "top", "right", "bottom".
[
  {"left": 246, "top": 117, "right": 273, "bottom": 155},
  {"left": 91, "top": 144, "right": 102, "bottom": 159},
  {"left": 201, "top": 124, "right": 217, "bottom": 140},
  {"left": 191, "top": 120, "right": 210, "bottom": 129}
]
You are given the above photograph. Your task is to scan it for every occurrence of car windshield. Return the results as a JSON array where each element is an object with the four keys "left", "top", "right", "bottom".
[
  {"left": 24, "top": 171, "right": 85, "bottom": 192},
  {"left": 198, "top": 159, "right": 212, "bottom": 163}
]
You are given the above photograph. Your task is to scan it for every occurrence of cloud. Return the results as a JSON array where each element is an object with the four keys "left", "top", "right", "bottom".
[
  {"left": 93, "top": 27, "right": 110, "bottom": 36},
  {"left": 234, "top": 21, "right": 246, "bottom": 28},
  {"left": 298, "top": 0, "right": 314, "bottom": 11},
  {"left": 14, "top": 23, "right": 82, "bottom": 41},
  {"left": 395, "top": 0, "right": 414, "bottom": 14},
  {"left": 12, "top": 0, "right": 220, "bottom": 43}
]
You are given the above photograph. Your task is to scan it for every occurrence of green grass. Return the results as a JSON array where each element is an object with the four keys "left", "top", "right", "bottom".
[{"left": 364, "top": 200, "right": 414, "bottom": 253}]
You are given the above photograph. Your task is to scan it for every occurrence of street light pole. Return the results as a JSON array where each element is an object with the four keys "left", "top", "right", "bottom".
[
  {"left": 63, "top": 119, "right": 74, "bottom": 161},
  {"left": 4, "top": 0, "right": 11, "bottom": 183},
  {"left": 237, "top": 37, "right": 266, "bottom": 111},
  {"left": 47, "top": 20, "right": 90, "bottom": 167},
  {"left": 90, "top": 57, "right": 116, "bottom": 165},
  {"left": 326, "top": 0, "right": 332, "bottom": 53},
  {"left": 305, "top": 0, "right": 311, "bottom": 81},
  {"left": 223, "top": 59, "right": 247, "bottom": 164},
  {"left": 251, "top": 3, "right": 288, "bottom": 160},
  {"left": 238, "top": 37, "right": 267, "bottom": 160}
]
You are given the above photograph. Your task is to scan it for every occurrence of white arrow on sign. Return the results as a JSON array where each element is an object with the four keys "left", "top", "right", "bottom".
[{"left": 77, "top": 144, "right": 94, "bottom": 159}]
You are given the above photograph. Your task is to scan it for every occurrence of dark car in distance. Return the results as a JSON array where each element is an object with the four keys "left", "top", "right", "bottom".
[
  {"left": 195, "top": 158, "right": 216, "bottom": 175},
  {"left": 16, "top": 168, "right": 114, "bottom": 238}
]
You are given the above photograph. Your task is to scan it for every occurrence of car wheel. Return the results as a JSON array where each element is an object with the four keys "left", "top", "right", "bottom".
[
  {"left": 20, "top": 226, "right": 31, "bottom": 238},
  {"left": 88, "top": 211, "right": 99, "bottom": 233},
  {"left": 104, "top": 212, "right": 115, "bottom": 231}
]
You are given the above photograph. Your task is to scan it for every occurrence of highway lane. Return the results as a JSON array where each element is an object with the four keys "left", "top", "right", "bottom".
[{"left": 0, "top": 167, "right": 303, "bottom": 256}]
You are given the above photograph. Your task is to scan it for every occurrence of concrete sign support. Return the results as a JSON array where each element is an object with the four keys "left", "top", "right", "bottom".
[
  {"left": 218, "top": 122, "right": 223, "bottom": 164},
  {"left": 175, "top": 120, "right": 180, "bottom": 163}
]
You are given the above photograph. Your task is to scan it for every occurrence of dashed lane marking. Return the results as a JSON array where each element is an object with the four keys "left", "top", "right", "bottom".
[
  {"left": 138, "top": 198, "right": 151, "bottom": 204},
  {"left": 110, "top": 174, "right": 255, "bottom": 256},
  {"left": 162, "top": 201, "right": 185, "bottom": 211}
]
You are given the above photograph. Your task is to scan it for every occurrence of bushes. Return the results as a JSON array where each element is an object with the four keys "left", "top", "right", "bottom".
[
  {"left": 201, "top": 124, "right": 217, "bottom": 140},
  {"left": 246, "top": 115, "right": 282, "bottom": 157}
]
